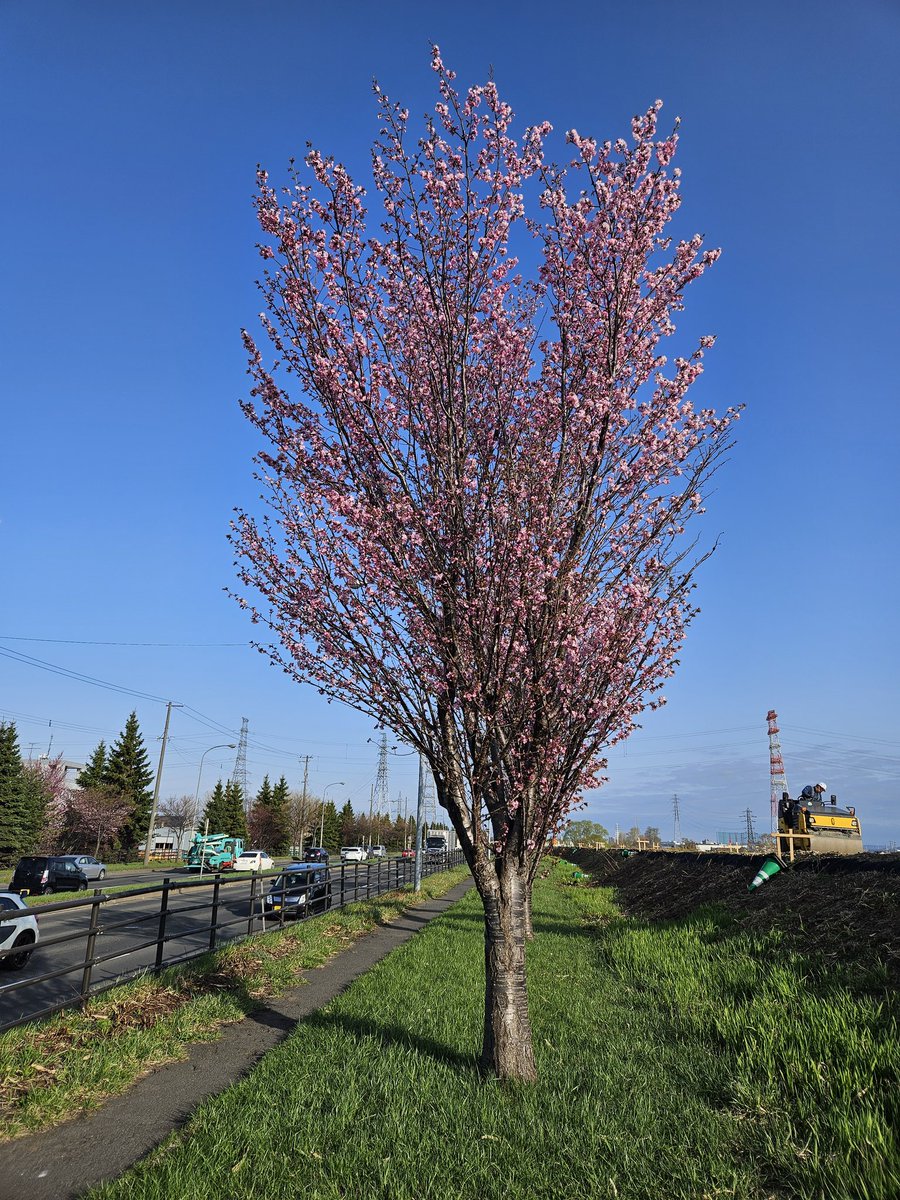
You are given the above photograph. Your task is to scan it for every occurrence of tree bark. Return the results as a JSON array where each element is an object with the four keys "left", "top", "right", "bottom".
[
  {"left": 522, "top": 886, "right": 534, "bottom": 941},
  {"left": 478, "top": 862, "right": 536, "bottom": 1082}
]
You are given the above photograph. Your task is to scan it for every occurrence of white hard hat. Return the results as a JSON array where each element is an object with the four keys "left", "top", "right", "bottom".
[{"left": 815, "top": 782, "right": 827, "bottom": 791}]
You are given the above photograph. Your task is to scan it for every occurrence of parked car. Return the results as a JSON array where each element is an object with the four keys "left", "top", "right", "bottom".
[
  {"left": 0, "top": 892, "right": 40, "bottom": 971},
  {"left": 234, "top": 850, "right": 275, "bottom": 873},
  {"left": 340, "top": 846, "right": 367, "bottom": 863},
  {"left": 262, "top": 865, "right": 331, "bottom": 918},
  {"left": 303, "top": 846, "right": 330, "bottom": 864},
  {"left": 10, "top": 856, "right": 89, "bottom": 896},
  {"left": 58, "top": 854, "right": 106, "bottom": 881},
  {"left": 370, "top": 845, "right": 387, "bottom": 859}
]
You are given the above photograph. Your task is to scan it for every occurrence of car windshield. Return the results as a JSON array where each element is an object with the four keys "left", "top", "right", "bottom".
[
  {"left": 15, "top": 858, "right": 46, "bottom": 870},
  {"left": 271, "top": 871, "right": 318, "bottom": 891}
]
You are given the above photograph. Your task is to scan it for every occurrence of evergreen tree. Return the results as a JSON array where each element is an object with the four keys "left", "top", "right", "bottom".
[
  {"left": 203, "top": 780, "right": 229, "bottom": 832},
  {"left": 268, "top": 776, "right": 291, "bottom": 853},
  {"left": 20, "top": 766, "right": 49, "bottom": 852},
  {"left": 339, "top": 799, "right": 355, "bottom": 843},
  {"left": 222, "top": 780, "right": 248, "bottom": 841},
  {"left": 0, "top": 722, "right": 30, "bottom": 866},
  {"left": 255, "top": 775, "right": 274, "bottom": 810},
  {"left": 76, "top": 741, "right": 108, "bottom": 791},
  {"left": 321, "top": 799, "right": 341, "bottom": 851},
  {"left": 103, "top": 713, "right": 154, "bottom": 856}
]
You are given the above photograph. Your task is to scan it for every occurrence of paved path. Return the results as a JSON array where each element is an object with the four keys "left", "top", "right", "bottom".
[{"left": 0, "top": 877, "right": 475, "bottom": 1200}]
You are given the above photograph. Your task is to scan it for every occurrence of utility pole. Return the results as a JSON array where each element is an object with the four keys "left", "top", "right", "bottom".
[
  {"left": 673, "top": 794, "right": 681, "bottom": 845},
  {"left": 298, "top": 756, "right": 311, "bottom": 852},
  {"left": 144, "top": 701, "right": 183, "bottom": 865},
  {"left": 414, "top": 753, "right": 427, "bottom": 891}
]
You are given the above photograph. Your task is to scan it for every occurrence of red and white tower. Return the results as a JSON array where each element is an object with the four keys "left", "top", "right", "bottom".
[{"left": 766, "top": 709, "right": 789, "bottom": 831}]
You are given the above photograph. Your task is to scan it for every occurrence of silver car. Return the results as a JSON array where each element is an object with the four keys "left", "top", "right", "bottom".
[{"left": 60, "top": 854, "right": 107, "bottom": 881}]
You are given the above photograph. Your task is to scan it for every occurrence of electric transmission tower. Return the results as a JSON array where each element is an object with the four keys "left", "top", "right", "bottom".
[
  {"left": 673, "top": 794, "right": 681, "bottom": 844},
  {"left": 766, "top": 709, "right": 789, "bottom": 833},
  {"left": 372, "top": 731, "right": 390, "bottom": 845},
  {"left": 743, "top": 807, "right": 756, "bottom": 847},
  {"left": 231, "top": 717, "right": 250, "bottom": 811}
]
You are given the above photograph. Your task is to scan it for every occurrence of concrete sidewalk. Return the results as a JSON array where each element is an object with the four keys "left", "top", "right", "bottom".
[{"left": 0, "top": 877, "right": 475, "bottom": 1200}]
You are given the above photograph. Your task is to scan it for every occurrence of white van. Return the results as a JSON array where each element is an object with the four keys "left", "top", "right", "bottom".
[{"left": 371, "top": 844, "right": 387, "bottom": 858}]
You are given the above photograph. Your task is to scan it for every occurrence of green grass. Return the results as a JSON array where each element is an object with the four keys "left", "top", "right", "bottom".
[
  {"left": 89, "top": 858, "right": 899, "bottom": 1200},
  {"left": 0, "top": 866, "right": 469, "bottom": 1139}
]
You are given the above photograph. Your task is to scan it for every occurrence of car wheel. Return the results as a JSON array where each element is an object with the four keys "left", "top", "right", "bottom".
[
  {"left": 78, "top": 881, "right": 88, "bottom": 891},
  {"left": 3, "top": 932, "right": 35, "bottom": 970},
  {"left": 97, "top": 870, "right": 106, "bottom": 881},
  {"left": 43, "top": 884, "right": 54, "bottom": 895}
]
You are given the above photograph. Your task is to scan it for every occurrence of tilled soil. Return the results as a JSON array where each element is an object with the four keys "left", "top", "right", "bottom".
[{"left": 560, "top": 848, "right": 900, "bottom": 980}]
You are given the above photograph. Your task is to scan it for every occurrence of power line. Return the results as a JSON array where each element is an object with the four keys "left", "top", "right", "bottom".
[
  {"left": 0, "top": 636, "right": 247, "bottom": 647},
  {"left": 0, "top": 644, "right": 170, "bottom": 704}
]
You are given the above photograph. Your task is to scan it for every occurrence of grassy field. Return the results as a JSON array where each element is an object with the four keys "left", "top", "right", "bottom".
[
  {"left": 0, "top": 867, "right": 470, "bottom": 1139},
  {"left": 83, "top": 858, "right": 898, "bottom": 1200}
]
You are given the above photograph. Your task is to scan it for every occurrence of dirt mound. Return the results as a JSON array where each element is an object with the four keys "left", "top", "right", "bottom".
[{"left": 560, "top": 849, "right": 900, "bottom": 980}]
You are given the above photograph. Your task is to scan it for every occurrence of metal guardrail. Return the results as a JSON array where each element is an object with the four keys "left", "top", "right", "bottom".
[{"left": 0, "top": 851, "right": 464, "bottom": 1031}]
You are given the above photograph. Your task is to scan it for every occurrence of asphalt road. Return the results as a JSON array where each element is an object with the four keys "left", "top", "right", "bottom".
[{"left": 0, "top": 857, "right": 418, "bottom": 1029}]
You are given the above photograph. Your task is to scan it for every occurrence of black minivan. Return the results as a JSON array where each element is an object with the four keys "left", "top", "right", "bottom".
[{"left": 11, "top": 856, "right": 89, "bottom": 895}]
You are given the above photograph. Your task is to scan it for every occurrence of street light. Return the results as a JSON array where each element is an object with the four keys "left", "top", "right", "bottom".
[
  {"left": 193, "top": 744, "right": 237, "bottom": 829},
  {"left": 319, "top": 781, "right": 345, "bottom": 848}
]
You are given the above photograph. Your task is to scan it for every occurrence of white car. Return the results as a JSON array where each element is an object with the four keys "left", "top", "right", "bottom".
[
  {"left": 340, "top": 846, "right": 368, "bottom": 863},
  {"left": 370, "top": 845, "right": 387, "bottom": 858},
  {"left": 234, "top": 850, "right": 275, "bottom": 872},
  {"left": 0, "top": 892, "right": 39, "bottom": 972}
]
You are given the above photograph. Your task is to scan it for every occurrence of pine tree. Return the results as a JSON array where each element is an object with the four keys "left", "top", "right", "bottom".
[
  {"left": 222, "top": 780, "right": 248, "bottom": 841},
  {"left": 339, "top": 799, "right": 355, "bottom": 843},
  {"left": 268, "top": 776, "right": 290, "bottom": 853},
  {"left": 0, "top": 722, "right": 30, "bottom": 866},
  {"left": 254, "top": 775, "right": 274, "bottom": 810},
  {"left": 247, "top": 775, "right": 270, "bottom": 847},
  {"left": 203, "top": 780, "right": 229, "bottom": 833},
  {"left": 103, "top": 713, "right": 154, "bottom": 857},
  {"left": 321, "top": 799, "right": 341, "bottom": 852},
  {"left": 76, "top": 741, "right": 108, "bottom": 791},
  {"left": 20, "top": 766, "right": 49, "bottom": 852}
]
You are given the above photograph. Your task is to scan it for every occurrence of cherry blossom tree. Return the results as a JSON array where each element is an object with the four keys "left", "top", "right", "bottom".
[
  {"left": 64, "top": 788, "right": 131, "bottom": 857},
  {"left": 26, "top": 754, "right": 70, "bottom": 852},
  {"left": 232, "top": 50, "right": 738, "bottom": 1081}
]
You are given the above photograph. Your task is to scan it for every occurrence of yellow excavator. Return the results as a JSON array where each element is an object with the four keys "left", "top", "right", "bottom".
[{"left": 777, "top": 783, "right": 863, "bottom": 856}]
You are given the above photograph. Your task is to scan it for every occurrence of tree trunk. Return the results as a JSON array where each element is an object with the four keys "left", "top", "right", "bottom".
[
  {"left": 479, "top": 863, "right": 536, "bottom": 1082},
  {"left": 522, "top": 886, "right": 533, "bottom": 940}
]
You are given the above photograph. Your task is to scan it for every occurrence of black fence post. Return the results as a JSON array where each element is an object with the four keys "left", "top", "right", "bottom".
[
  {"left": 155, "top": 878, "right": 170, "bottom": 971},
  {"left": 209, "top": 874, "right": 221, "bottom": 950},
  {"left": 247, "top": 873, "right": 259, "bottom": 936},
  {"left": 339, "top": 862, "right": 345, "bottom": 910},
  {"left": 80, "top": 890, "right": 102, "bottom": 1003}
]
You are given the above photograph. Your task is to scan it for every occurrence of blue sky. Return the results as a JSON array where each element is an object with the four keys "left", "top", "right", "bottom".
[{"left": 2, "top": 0, "right": 898, "bottom": 845}]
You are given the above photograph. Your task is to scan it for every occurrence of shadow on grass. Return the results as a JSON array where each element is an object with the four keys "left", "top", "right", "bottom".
[
  {"left": 438, "top": 909, "right": 590, "bottom": 939},
  {"left": 301, "top": 1008, "right": 480, "bottom": 1074}
]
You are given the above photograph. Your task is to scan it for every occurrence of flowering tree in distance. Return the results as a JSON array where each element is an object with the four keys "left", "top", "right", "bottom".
[{"left": 233, "top": 51, "right": 738, "bottom": 1082}]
